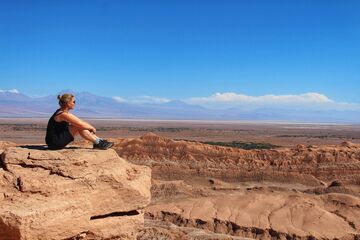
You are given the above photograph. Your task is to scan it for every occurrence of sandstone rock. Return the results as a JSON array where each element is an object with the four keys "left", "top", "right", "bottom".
[
  {"left": 138, "top": 219, "right": 252, "bottom": 240},
  {"left": 341, "top": 141, "right": 355, "bottom": 147},
  {"left": 0, "top": 141, "right": 16, "bottom": 155},
  {"left": 151, "top": 179, "right": 210, "bottom": 202},
  {"left": 208, "top": 178, "right": 239, "bottom": 190},
  {"left": 329, "top": 179, "right": 343, "bottom": 187},
  {"left": 146, "top": 192, "right": 360, "bottom": 239},
  {"left": 0, "top": 146, "right": 151, "bottom": 240},
  {"left": 113, "top": 134, "right": 360, "bottom": 185},
  {"left": 296, "top": 144, "right": 306, "bottom": 151}
]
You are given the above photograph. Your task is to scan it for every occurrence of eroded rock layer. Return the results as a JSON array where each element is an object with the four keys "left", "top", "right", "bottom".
[
  {"left": 0, "top": 147, "right": 151, "bottom": 240},
  {"left": 113, "top": 133, "right": 360, "bottom": 185},
  {"left": 146, "top": 191, "right": 360, "bottom": 239}
]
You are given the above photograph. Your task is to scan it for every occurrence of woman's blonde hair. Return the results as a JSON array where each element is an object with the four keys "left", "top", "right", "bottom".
[{"left": 57, "top": 93, "right": 74, "bottom": 107}]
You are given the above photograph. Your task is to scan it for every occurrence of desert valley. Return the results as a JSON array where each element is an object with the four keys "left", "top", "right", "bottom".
[{"left": 1, "top": 119, "right": 360, "bottom": 239}]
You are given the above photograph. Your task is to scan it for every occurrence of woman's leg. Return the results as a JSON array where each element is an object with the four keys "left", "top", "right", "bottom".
[
  {"left": 69, "top": 125, "right": 98, "bottom": 143},
  {"left": 68, "top": 125, "right": 79, "bottom": 137},
  {"left": 78, "top": 129, "right": 98, "bottom": 143}
]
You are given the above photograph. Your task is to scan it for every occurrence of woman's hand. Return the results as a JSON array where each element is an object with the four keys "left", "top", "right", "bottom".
[{"left": 89, "top": 127, "right": 96, "bottom": 134}]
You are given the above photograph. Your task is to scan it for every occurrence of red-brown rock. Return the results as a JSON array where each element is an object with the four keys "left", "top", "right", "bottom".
[{"left": 0, "top": 146, "right": 151, "bottom": 240}]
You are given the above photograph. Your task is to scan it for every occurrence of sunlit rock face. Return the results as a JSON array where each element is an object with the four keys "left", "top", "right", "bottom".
[{"left": 0, "top": 146, "right": 151, "bottom": 240}]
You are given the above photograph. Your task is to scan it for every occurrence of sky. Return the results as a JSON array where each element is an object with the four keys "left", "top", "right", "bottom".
[{"left": 1, "top": 0, "right": 360, "bottom": 110}]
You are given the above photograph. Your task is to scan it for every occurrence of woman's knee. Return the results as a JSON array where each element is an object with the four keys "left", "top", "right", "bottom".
[
  {"left": 78, "top": 129, "right": 93, "bottom": 138},
  {"left": 78, "top": 129, "right": 90, "bottom": 134}
]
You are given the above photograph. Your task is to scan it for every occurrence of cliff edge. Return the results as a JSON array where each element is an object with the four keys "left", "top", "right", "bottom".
[{"left": 0, "top": 146, "right": 151, "bottom": 240}]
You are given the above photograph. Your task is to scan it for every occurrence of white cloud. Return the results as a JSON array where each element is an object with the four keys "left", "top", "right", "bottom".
[
  {"left": 184, "top": 92, "right": 359, "bottom": 111},
  {"left": 0, "top": 89, "right": 20, "bottom": 94},
  {"left": 187, "top": 92, "right": 333, "bottom": 104},
  {"left": 113, "top": 92, "right": 360, "bottom": 112},
  {"left": 113, "top": 95, "right": 171, "bottom": 104},
  {"left": 112, "top": 96, "right": 127, "bottom": 103},
  {"left": 132, "top": 95, "right": 171, "bottom": 104}
]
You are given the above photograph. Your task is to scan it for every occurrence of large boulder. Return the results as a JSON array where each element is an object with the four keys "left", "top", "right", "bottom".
[{"left": 0, "top": 146, "right": 151, "bottom": 240}]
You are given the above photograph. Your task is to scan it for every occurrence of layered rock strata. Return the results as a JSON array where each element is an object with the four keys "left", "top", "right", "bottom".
[
  {"left": 146, "top": 191, "right": 360, "bottom": 239},
  {"left": 113, "top": 133, "right": 360, "bottom": 185},
  {"left": 0, "top": 146, "right": 151, "bottom": 240}
]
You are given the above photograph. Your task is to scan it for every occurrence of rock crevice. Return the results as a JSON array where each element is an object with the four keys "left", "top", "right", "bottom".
[{"left": 90, "top": 210, "right": 140, "bottom": 220}]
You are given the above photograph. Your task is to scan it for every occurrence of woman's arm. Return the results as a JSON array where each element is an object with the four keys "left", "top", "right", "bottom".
[{"left": 58, "top": 112, "right": 96, "bottom": 132}]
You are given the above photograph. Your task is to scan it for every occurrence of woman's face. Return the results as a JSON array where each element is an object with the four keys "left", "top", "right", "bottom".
[{"left": 67, "top": 97, "right": 76, "bottom": 110}]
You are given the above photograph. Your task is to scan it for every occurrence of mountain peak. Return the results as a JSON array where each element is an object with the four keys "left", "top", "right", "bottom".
[
  {"left": 0, "top": 89, "right": 30, "bottom": 102},
  {"left": 0, "top": 89, "right": 20, "bottom": 94}
]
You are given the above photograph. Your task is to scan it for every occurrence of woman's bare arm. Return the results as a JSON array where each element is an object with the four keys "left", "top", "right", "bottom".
[{"left": 58, "top": 112, "right": 96, "bottom": 132}]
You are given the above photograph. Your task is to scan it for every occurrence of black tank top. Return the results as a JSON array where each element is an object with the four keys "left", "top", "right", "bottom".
[{"left": 45, "top": 109, "right": 70, "bottom": 145}]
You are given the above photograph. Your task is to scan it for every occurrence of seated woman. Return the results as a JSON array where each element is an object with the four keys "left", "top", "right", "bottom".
[{"left": 45, "top": 93, "right": 114, "bottom": 150}]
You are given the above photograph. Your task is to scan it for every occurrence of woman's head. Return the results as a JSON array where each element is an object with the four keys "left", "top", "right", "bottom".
[{"left": 57, "top": 93, "right": 75, "bottom": 109}]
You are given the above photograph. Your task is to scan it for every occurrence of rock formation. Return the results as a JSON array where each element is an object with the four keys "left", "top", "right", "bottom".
[
  {"left": 113, "top": 133, "right": 360, "bottom": 185},
  {"left": 0, "top": 146, "right": 151, "bottom": 240},
  {"left": 146, "top": 191, "right": 360, "bottom": 239},
  {"left": 0, "top": 141, "right": 16, "bottom": 155},
  {"left": 2, "top": 133, "right": 360, "bottom": 240},
  {"left": 109, "top": 133, "right": 360, "bottom": 239}
]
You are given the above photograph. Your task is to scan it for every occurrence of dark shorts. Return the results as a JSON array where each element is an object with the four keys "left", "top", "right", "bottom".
[{"left": 47, "top": 129, "right": 74, "bottom": 150}]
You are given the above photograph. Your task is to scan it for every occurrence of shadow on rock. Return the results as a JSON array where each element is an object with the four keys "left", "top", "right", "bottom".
[{"left": 18, "top": 145, "right": 83, "bottom": 150}]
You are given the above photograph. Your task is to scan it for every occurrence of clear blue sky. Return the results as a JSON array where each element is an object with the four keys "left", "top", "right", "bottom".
[{"left": 1, "top": 0, "right": 359, "bottom": 103}]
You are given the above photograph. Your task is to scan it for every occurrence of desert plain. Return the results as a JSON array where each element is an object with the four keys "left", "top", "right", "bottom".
[{"left": 1, "top": 118, "right": 360, "bottom": 146}]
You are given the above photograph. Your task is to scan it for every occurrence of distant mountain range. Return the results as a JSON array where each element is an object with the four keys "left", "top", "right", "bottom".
[{"left": 0, "top": 90, "right": 359, "bottom": 123}]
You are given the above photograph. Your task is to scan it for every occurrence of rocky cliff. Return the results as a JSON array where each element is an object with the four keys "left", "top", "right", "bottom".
[
  {"left": 113, "top": 133, "right": 360, "bottom": 186},
  {"left": 0, "top": 146, "right": 151, "bottom": 240}
]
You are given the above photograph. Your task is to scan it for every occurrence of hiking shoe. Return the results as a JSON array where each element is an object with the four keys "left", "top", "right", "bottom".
[
  {"left": 103, "top": 139, "right": 114, "bottom": 148},
  {"left": 93, "top": 139, "right": 114, "bottom": 150}
]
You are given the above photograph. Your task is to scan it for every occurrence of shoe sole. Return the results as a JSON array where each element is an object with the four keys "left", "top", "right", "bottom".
[
  {"left": 105, "top": 142, "right": 114, "bottom": 149},
  {"left": 93, "top": 142, "right": 114, "bottom": 150}
]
